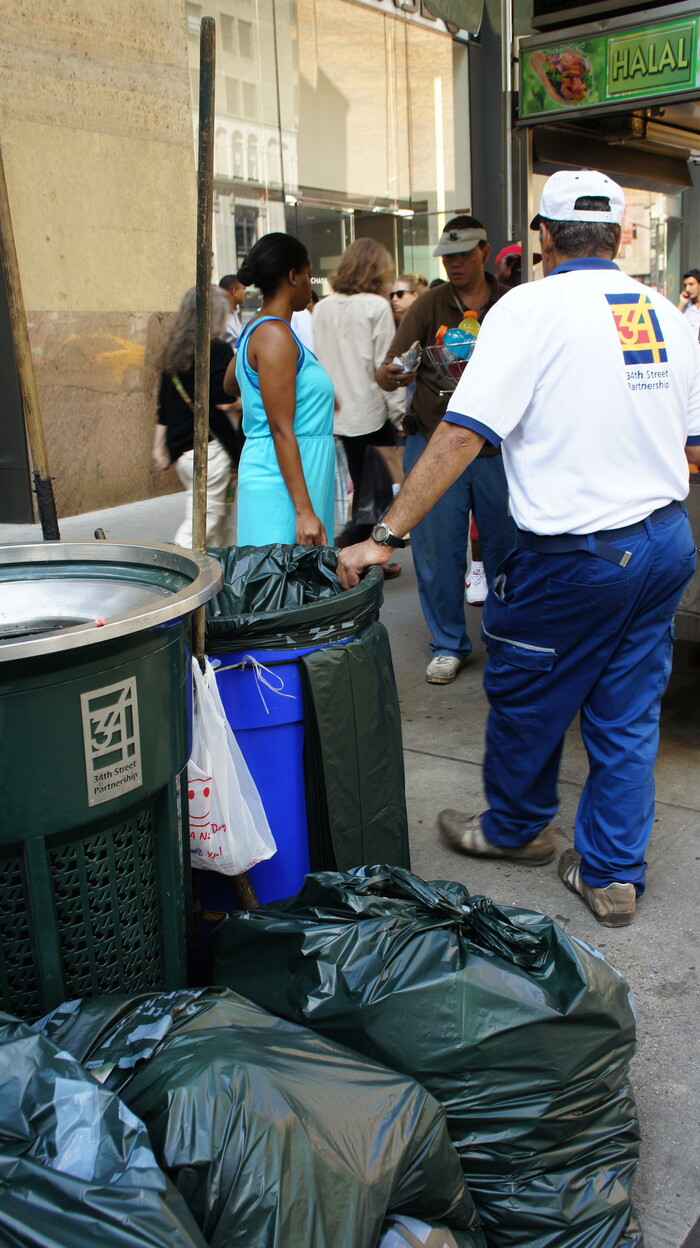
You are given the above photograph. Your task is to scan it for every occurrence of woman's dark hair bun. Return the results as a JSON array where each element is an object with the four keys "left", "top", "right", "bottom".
[{"left": 237, "top": 232, "right": 309, "bottom": 298}]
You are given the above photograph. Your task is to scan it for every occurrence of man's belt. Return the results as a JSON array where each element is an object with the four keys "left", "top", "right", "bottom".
[{"left": 516, "top": 500, "right": 683, "bottom": 568}]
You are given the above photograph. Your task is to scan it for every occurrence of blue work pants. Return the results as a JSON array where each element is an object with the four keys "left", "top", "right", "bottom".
[
  {"left": 480, "top": 506, "right": 696, "bottom": 891},
  {"left": 403, "top": 431, "right": 515, "bottom": 658}
]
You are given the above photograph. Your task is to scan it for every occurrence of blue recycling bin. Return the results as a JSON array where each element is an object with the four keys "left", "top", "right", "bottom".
[
  {"left": 209, "top": 644, "right": 321, "bottom": 904},
  {"left": 201, "top": 545, "right": 403, "bottom": 910}
]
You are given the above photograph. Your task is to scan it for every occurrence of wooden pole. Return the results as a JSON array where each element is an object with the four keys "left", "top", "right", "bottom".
[
  {"left": 191, "top": 19, "right": 258, "bottom": 912},
  {"left": 191, "top": 16, "right": 215, "bottom": 666},
  {"left": 0, "top": 142, "right": 60, "bottom": 539}
]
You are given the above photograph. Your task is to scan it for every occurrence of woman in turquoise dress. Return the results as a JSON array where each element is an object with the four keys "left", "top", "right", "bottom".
[{"left": 225, "top": 233, "right": 335, "bottom": 546}]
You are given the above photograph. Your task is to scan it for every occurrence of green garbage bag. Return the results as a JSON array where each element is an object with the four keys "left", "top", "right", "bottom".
[
  {"left": 209, "top": 866, "right": 643, "bottom": 1248},
  {"left": 37, "top": 988, "right": 485, "bottom": 1248},
  {"left": 0, "top": 1014, "right": 207, "bottom": 1248},
  {"left": 206, "top": 544, "right": 384, "bottom": 649},
  {"left": 380, "top": 1215, "right": 486, "bottom": 1247},
  {"left": 301, "top": 620, "right": 409, "bottom": 870}
]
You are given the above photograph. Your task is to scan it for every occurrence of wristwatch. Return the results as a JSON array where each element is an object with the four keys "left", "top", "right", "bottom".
[{"left": 371, "top": 521, "right": 406, "bottom": 549}]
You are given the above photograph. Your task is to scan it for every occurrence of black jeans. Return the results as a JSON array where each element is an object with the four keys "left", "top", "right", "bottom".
[{"left": 337, "top": 420, "right": 398, "bottom": 547}]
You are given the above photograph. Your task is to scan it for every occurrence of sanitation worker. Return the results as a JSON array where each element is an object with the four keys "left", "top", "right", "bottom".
[{"left": 338, "top": 169, "right": 700, "bottom": 928}]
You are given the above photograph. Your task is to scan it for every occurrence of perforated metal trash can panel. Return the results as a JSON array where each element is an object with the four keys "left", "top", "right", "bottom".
[
  {"left": 50, "top": 810, "right": 164, "bottom": 1000},
  {"left": 0, "top": 794, "right": 184, "bottom": 1021},
  {"left": 0, "top": 855, "right": 41, "bottom": 1020}
]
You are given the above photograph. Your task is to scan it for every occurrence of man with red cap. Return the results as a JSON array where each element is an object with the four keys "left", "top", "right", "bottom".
[{"left": 494, "top": 242, "right": 543, "bottom": 288}]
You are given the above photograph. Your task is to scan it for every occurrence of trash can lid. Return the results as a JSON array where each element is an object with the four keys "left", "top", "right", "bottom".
[{"left": 0, "top": 542, "right": 222, "bottom": 661}]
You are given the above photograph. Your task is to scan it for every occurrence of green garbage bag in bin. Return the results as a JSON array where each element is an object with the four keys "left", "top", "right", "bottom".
[
  {"left": 205, "top": 543, "right": 379, "bottom": 649},
  {"left": 210, "top": 865, "right": 642, "bottom": 1248},
  {"left": 205, "top": 545, "right": 409, "bottom": 874}
]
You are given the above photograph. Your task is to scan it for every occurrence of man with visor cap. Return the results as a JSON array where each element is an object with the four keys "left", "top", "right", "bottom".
[
  {"left": 341, "top": 169, "right": 700, "bottom": 927},
  {"left": 376, "top": 215, "right": 515, "bottom": 685}
]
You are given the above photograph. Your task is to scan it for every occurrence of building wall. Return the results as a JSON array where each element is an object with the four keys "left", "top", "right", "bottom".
[
  {"left": 0, "top": 0, "right": 197, "bottom": 517},
  {"left": 188, "top": 0, "right": 465, "bottom": 291},
  {"left": 0, "top": 0, "right": 470, "bottom": 517}
]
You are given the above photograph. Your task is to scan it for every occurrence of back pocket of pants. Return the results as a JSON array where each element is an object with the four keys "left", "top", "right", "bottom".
[{"left": 482, "top": 628, "right": 556, "bottom": 672}]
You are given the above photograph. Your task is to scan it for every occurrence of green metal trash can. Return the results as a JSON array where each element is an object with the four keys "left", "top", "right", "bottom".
[{"left": 0, "top": 541, "right": 221, "bottom": 1021}]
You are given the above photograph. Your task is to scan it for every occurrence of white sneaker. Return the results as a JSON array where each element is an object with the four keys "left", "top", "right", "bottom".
[
  {"left": 426, "top": 655, "right": 466, "bottom": 684},
  {"left": 465, "top": 563, "right": 487, "bottom": 606}
]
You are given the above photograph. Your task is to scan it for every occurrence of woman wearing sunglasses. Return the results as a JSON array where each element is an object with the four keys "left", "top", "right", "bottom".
[{"left": 390, "top": 273, "right": 428, "bottom": 325}]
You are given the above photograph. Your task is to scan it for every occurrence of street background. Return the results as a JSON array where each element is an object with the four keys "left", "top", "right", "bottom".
[{"left": 2, "top": 491, "right": 698, "bottom": 1248}]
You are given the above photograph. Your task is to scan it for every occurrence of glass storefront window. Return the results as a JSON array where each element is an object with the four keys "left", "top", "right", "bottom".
[
  {"left": 284, "top": 203, "right": 354, "bottom": 294},
  {"left": 186, "top": 0, "right": 463, "bottom": 283}
]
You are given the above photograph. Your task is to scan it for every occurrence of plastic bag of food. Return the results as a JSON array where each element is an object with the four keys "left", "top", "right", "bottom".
[
  {"left": 37, "top": 988, "right": 484, "bottom": 1248},
  {"left": 209, "top": 865, "right": 642, "bottom": 1248}
]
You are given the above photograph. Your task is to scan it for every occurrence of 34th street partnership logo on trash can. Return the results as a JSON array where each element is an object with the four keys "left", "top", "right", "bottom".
[{"left": 80, "top": 676, "right": 143, "bottom": 806}]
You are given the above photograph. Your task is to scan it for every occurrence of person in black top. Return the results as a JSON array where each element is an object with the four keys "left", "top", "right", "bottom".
[{"left": 152, "top": 285, "right": 243, "bottom": 548}]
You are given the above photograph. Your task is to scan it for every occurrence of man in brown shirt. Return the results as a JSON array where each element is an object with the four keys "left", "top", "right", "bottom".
[{"left": 376, "top": 215, "right": 515, "bottom": 684}]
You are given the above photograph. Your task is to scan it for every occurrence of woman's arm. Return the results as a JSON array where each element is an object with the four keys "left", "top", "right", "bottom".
[
  {"left": 152, "top": 422, "right": 171, "bottom": 473},
  {"left": 374, "top": 301, "right": 407, "bottom": 424},
  {"left": 251, "top": 319, "right": 327, "bottom": 545},
  {"left": 223, "top": 353, "right": 239, "bottom": 397}
]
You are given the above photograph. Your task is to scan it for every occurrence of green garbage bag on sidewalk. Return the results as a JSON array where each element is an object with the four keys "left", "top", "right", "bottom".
[
  {"left": 37, "top": 987, "right": 485, "bottom": 1248},
  {"left": 209, "top": 866, "right": 643, "bottom": 1248},
  {"left": 0, "top": 1014, "right": 207, "bottom": 1248},
  {"left": 379, "top": 1215, "right": 487, "bottom": 1248}
]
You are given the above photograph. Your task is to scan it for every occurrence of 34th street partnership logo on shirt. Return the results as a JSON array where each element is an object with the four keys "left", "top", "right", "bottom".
[{"left": 605, "top": 292, "right": 668, "bottom": 366}]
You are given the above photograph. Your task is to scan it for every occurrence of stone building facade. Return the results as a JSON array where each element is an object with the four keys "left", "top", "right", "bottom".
[{"left": 0, "top": 0, "right": 470, "bottom": 519}]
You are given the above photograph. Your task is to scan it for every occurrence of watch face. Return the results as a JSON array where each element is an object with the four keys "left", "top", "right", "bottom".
[{"left": 373, "top": 523, "right": 389, "bottom": 544}]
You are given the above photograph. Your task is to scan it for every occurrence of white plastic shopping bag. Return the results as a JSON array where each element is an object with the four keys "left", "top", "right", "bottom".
[{"left": 188, "top": 656, "right": 276, "bottom": 874}]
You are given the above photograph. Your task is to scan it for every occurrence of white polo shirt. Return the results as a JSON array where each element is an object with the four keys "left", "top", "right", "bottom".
[{"left": 444, "top": 258, "right": 700, "bottom": 534}]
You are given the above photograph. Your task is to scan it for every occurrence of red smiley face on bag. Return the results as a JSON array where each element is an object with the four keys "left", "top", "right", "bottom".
[{"left": 188, "top": 776, "right": 212, "bottom": 829}]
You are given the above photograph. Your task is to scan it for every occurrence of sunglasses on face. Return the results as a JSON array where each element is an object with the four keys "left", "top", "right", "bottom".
[{"left": 391, "top": 289, "right": 411, "bottom": 298}]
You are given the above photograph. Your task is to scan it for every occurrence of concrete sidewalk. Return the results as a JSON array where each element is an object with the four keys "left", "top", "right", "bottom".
[
  {"left": 0, "top": 491, "right": 187, "bottom": 546},
  {"left": 2, "top": 493, "right": 698, "bottom": 1246}
]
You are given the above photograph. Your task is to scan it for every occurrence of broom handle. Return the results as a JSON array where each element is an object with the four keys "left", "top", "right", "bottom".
[
  {"left": 191, "top": 15, "right": 215, "bottom": 666},
  {"left": 0, "top": 143, "right": 60, "bottom": 538},
  {"left": 191, "top": 20, "right": 258, "bottom": 911}
]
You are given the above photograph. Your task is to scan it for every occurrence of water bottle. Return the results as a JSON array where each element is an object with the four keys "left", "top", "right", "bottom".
[{"left": 443, "top": 327, "right": 475, "bottom": 360}]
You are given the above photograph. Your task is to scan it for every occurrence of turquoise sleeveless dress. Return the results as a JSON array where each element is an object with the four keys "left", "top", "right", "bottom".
[{"left": 236, "top": 316, "right": 336, "bottom": 546}]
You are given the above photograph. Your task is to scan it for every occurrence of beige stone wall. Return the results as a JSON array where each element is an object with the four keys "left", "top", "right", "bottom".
[{"left": 0, "top": 0, "right": 197, "bottom": 515}]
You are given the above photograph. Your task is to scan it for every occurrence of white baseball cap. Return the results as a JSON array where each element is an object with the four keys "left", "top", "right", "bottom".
[
  {"left": 530, "top": 170, "right": 625, "bottom": 228},
  {"left": 433, "top": 226, "right": 488, "bottom": 257}
]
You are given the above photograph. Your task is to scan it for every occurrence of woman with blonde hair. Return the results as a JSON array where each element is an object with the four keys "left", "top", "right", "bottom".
[
  {"left": 390, "top": 272, "right": 428, "bottom": 324},
  {"left": 313, "top": 237, "right": 405, "bottom": 564},
  {"left": 152, "top": 284, "right": 241, "bottom": 548}
]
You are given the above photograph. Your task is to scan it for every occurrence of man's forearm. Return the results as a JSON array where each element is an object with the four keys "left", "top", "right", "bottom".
[{"left": 382, "top": 421, "right": 486, "bottom": 535}]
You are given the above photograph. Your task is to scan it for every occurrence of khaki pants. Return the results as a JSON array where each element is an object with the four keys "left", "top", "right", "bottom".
[{"left": 174, "top": 440, "right": 234, "bottom": 549}]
